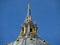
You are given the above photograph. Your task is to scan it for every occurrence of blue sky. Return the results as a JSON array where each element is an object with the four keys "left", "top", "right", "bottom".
[{"left": 0, "top": 0, "right": 60, "bottom": 45}]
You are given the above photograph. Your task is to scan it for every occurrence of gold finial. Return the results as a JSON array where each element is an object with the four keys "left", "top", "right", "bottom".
[{"left": 28, "top": 3, "right": 30, "bottom": 10}]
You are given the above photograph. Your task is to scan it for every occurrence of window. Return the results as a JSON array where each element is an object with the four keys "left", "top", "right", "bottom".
[
  {"left": 27, "top": 20, "right": 28, "bottom": 22},
  {"left": 30, "top": 28, "right": 32, "bottom": 32},
  {"left": 17, "top": 40, "right": 19, "bottom": 41},
  {"left": 30, "top": 38, "right": 33, "bottom": 40},
  {"left": 27, "top": 17, "right": 28, "bottom": 19}
]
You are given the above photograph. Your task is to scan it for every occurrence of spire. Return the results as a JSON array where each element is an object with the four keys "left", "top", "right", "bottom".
[
  {"left": 28, "top": 3, "right": 30, "bottom": 10},
  {"left": 27, "top": 2, "right": 31, "bottom": 16},
  {"left": 25, "top": 2, "right": 32, "bottom": 23}
]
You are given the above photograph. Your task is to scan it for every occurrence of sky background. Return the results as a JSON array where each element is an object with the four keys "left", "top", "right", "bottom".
[{"left": 0, "top": 0, "right": 60, "bottom": 45}]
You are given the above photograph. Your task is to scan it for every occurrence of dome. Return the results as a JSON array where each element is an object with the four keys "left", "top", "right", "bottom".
[
  {"left": 7, "top": 37, "right": 48, "bottom": 45},
  {"left": 6, "top": 2, "right": 48, "bottom": 45}
]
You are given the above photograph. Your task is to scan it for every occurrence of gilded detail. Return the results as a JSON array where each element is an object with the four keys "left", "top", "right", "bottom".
[{"left": 6, "top": 2, "right": 48, "bottom": 45}]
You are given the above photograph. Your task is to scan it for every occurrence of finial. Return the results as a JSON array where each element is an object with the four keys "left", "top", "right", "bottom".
[
  {"left": 24, "top": 2, "right": 32, "bottom": 23},
  {"left": 27, "top": 2, "right": 31, "bottom": 16},
  {"left": 28, "top": 3, "right": 30, "bottom": 10}
]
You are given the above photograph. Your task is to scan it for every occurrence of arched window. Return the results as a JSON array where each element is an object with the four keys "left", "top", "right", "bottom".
[{"left": 30, "top": 28, "right": 32, "bottom": 32}]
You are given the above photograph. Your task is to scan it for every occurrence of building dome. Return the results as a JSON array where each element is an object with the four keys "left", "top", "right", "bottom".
[
  {"left": 6, "top": 3, "right": 48, "bottom": 45},
  {"left": 8, "top": 37, "right": 48, "bottom": 45}
]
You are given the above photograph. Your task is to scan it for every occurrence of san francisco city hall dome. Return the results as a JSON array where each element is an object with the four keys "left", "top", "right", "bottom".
[{"left": 6, "top": 3, "right": 48, "bottom": 45}]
